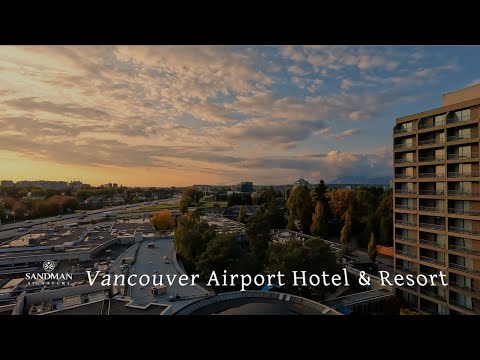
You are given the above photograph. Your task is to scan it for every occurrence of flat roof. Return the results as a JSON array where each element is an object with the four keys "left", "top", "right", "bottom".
[{"left": 395, "top": 94, "right": 480, "bottom": 124}]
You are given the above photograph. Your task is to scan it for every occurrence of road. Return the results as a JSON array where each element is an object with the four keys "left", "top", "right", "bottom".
[{"left": 0, "top": 195, "right": 181, "bottom": 242}]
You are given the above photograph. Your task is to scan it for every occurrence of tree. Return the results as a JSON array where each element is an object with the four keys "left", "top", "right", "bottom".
[
  {"left": 286, "top": 185, "right": 313, "bottom": 234},
  {"left": 312, "top": 179, "right": 328, "bottom": 203},
  {"left": 151, "top": 210, "right": 175, "bottom": 230},
  {"left": 196, "top": 233, "right": 261, "bottom": 288},
  {"left": 326, "top": 188, "right": 356, "bottom": 220},
  {"left": 368, "top": 232, "right": 378, "bottom": 262},
  {"left": 174, "top": 217, "right": 215, "bottom": 271},
  {"left": 0, "top": 204, "right": 5, "bottom": 222},
  {"left": 267, "top": 237, "right": 340, "bottom": 297},
  {"left": 340, "top": 205, "right": 352, "bottom": 246},
  {"left": 237, "top": 205, "right": 246, "bottom": 223},
  {"left": 18, "top": 189, "right": 29, "bottom": 197},
  {"left": 179, "top": 202, "right": 188, "bottom": 214},
  {"left": 182, "top": 188, "right": 202, "bottom": 204},
  {"left": 310, "top": 201, "right": 327, "bottom": 237},
  {"left": 376, "top": 193, "right": 393, "bottom": 246}
]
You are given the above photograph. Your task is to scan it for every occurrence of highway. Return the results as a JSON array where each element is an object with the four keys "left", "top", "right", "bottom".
[{"left": 0, "top": 195, "right": 181, "bottom": 242}]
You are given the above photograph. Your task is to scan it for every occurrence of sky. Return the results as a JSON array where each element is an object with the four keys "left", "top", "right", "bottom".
[{"left": 1, "top": 45, "right": 480, "bottom": 187}]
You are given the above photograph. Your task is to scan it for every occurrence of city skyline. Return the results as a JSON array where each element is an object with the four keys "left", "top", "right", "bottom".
[{"left": 2, "top": 46, "right": 480, "bottom": 186}]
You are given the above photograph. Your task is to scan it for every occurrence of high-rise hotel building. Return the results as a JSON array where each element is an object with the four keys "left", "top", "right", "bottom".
[{"left": 393, "top": 84, "right": 480, "bottom": 315}]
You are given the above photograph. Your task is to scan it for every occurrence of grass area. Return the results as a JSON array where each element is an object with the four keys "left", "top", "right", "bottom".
[
  {"left": 74, "top": 209, "right": 95, "bottom": 213},
  {"left": 197, "top": 201, "right": 228, "bottom": 208}
]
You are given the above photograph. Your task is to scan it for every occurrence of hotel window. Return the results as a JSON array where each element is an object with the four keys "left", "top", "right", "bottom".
[
  {"left": 401, "top": 122, "right": 413, "bottom": 132},
  {"left": 434, "top": 114, "right": 445, "bottom": 126},
  {"left": 452, "top": 109, "right": 471, "bottom": 122}
]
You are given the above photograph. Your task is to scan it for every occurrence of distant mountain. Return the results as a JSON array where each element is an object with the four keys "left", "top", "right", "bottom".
[{"left": 328, "top": 176, "right": 391, "bottom": 185}]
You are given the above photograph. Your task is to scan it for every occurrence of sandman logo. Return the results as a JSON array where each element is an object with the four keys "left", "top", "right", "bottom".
[{"left": 43, "top": 260, "right": 56, "bottom": 272}]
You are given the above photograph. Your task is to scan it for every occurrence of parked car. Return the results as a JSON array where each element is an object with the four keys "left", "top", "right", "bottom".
[{"left": 18, "top": 227, "right": 27, "bottom": 232}]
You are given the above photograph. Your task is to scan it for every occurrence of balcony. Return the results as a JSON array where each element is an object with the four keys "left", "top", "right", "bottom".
[
  {"left": 448, "top": 226, "right": 480, "bottom": 236},
  {"left": 396, "top": 265, "right": 417, "bottom": 275},
  {"left": 420, "top": 255, "right": 445, "bottom": 265},
  {"left": 419, "top": 239, "right": 443, "bottom": 248},
  {"left": 395, "top": 174, "right": 416, "bottom": 179},
  {"left": 418, "top": 155, "right": 445, "bottom": 163},
  {"left": 449, "top": 281, "right": 480, "bottom": 296},
  {"left": 394, "top": 127, "right": 413, "bottom": 134},
  {"left": 395, "top": 234, "right": 417, "bottom": 243},
  {"left": 419, "top": 190, "right": 444, "bottom": 196},
  {"left": 447, "top": 171, "right": 479, "bottom": 178},
  {"left": 395, "top": 189, "right": 417, "bottom": 195},
  {"left": 396, "top": 204, "right": 416, "bottom": 211},
  {"left": 419, "top": 173, "right": 445, "bottom": 179},
  {"left": 396, "top": 219, "right": 417, "bottom": 227},
  {"left": 447, "top": 190, "right": 479, "bottom": 197},
  {"left": 394, "top": 143, "right": 415, "bottom": 149},
  {"left": 395, "top": 158, "right": 415, "bottom": 164},
  {"left": 396, "top": 249, "right": 416, "bottom": 259},
  {"left": 448, "top": 208, "right": 480, "bottom": 216},
  {"left": 449, "top": 263, "right": 480, "bottom": 275},
  {"left": 446, "top": 114, "right": 471, "bottom": 124},
  {"left": 449, "top": 299, "right": 480, "bottom": 314},
  {"left": 447, "top": 152, "right": 479, "bottom": 161},
  {"left": 419, "top": 222, "right": 446, "bottom": 231},
  {"left": 447, "top": 133, "right": 476, "bottom": 142},
  {"left": 448, "top": 244, "right": 480, "bottom": 256},
  {"left": 418, "top": 138, "right": 445, "bottom": 146},
  {"left": 419, "top": 206, "right": 443, "bottom": 213},
  {"left": 418, "top": 121, "right": 445, "bottom": 130},
  {"left": 420, "top": 288, "right": 446, "bottom": 302}
]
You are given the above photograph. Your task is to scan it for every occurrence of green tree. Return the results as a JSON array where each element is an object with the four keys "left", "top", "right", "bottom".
[
  {"left": 18, "top": 189, "right": 29, "bottom": 197},
  {"left": 310, "top": 201, "right": 327, "bottom": 237},
  {"left": 179, "top": 197, "right": 191, "bottom": 214},
  {"left": 368, "top": 232, "right": 378, "bottom": 262},
  {"left": 312, "top": 179, "right": 328, "bottom": 203},
  {"left": 286, "top": 185, "right": 313, "bottom": 234},
  {"left": 340, "top": 205, "right": 352, "bottom": 246},
  {"left": 31, "top": 189, "right": 46, "bottom": 198},
  {"left": 267, "top": 237, "right": 340, "bottom": 297},
  {"left": 174, "top": 216, "right": 215, "bottom": 271},
  {"left": 196, "top": 233, "right": 261, "bottom": 289},
  {"left": 0, "top": 204, "right": 5, "bottom": 222},
  {"left": 237, "top": 205, "right": 246, "bottom": 223}
]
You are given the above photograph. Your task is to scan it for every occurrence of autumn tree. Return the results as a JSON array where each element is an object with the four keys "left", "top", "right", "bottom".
[
  {"left": 326, "top": 188, "right": 356, "bottom": 220},
  {"left": 340, "top": 205, "right": 352, "bottom": 247},
  {"left": 368, "top": 232, "right": 378, "bottom": 262},
  {"left": 310, "top": 201, "right": 327, "bottom": 237},
  {"left": 286, "top": 185, "right": 313, "bottom": 234},
  {"left": 151, "top": 210, "right": 175, "bottom": 230}
]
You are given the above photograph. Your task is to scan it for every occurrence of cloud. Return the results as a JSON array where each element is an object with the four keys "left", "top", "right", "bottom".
[
  {"left": 288, "top": 65, "right": 310, "bottom": 76},
  {"left": 330, "top": 128, "right": 362, "bottom": 139},
  {"left": 0, "top": 45, "right": 463, "bottom": 185}
]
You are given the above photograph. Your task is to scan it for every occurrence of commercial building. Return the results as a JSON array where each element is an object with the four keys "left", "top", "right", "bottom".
[
  {"left": 0, "top": 180, "right": 14, "bottom": 187},
  {"left": 240, "top": 181, "right": 254, "bottom": 193},
  {"left": 393, "top": 83, "right": 480, "bottom": 315},
  {"left": 15, "top": 180, "right": 69, "bottom": 189}
]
